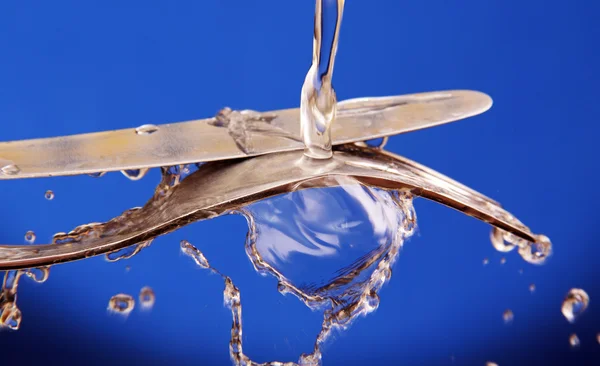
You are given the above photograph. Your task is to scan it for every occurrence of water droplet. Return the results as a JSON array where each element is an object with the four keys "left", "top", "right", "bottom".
[
  {"left": 500, "top": 257, "right": 506, "bottom": 265},
  {"left": 518, "top": 235, "right": 552, "bottom": 265},
  {"left": 135, "top": 124, "right": 159, "bottom": 135},
  {"left": 569, "top": 334, "right": 580, "bottom": 348},
  {"left": 139, "top": 287, "right": 155, "bottom": 310},
  {"left": 483, "top": 258, "right": 489, "bottom": 265},
  {"left": 125, "top": 266, "right": 131, "bottom": 272},
  {"left": 44, "top": 190, "right": 54, "bottom": 200},
  {"left": 88, "top": 171, "right": 106, "bottom": 178},
  {"left": 518, "top": 269, "right": 523, "bottom": 275},
  {"left": 529, "top": 284, "right": 536, "bottom": 293},
  {"left": 561, "top": 288, "right": 589, "bottom": 323},
  {"left": 490, "top": 227, "right": 519, "bottom": 252},
  {"left": 503, "top": 309, "right": 514, "bottom": 324},
  {"left": 108, "top": 294, "right": 135, "bottom": 315},
  {"left": 597, "top": 333, "right": 600, "bottom": 345},
  {"left": 486, "top": 362, "right": 499, "bottom": 366},
  {"left": 180, "top": 240, "right": 210, "bottom": 269},
  {"left": 363, "top": 137, "right": 388, "bottom": 149},
  {"left": 24, "top": 231, "right": 36, "bottom": 244},
  {"left": 0, "top": 163, "right": 20, "bottom": 176},
  {"left": 120, "top": 168, "right": 149, "bottom": 181}
]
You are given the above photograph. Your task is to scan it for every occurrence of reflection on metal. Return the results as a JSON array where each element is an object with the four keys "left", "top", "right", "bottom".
[
  {"left": 0, "top": 90, "right": 491, "bottom": 179},
  {"left": 0, "top": 144, "right": 542, "bottom": 270}
]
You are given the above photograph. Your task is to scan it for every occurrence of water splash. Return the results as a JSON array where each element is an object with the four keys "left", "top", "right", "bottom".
[
  {"left": 180, "top": 176, "right": 416, "bottom": 365},
  {"left": 300, "top": 0, "right": 345, "bottom": 159},
  {"left": 561, "top": 288, "right": 589, "bottom": 323},
  {"left": 0, "top": 267, "right": 50, "bottom": 330}
]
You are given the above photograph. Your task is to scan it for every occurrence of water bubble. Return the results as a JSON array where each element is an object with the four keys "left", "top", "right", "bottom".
[
  {"left": 597, "top": 333, "right": 600, "bottom": 345},
  {"left": 483, "top": 258, "right": 489, "bottom": 265},
  {"left": 518, "top": 235, "right": 552, "bottom": 265},
  {"left": 518, "top": 269, "right": 523, "bottom": 275},
  {"left": 180, "top": 240, "right": 210, "bottom": 269},
  {"left": 135, "top": 124, "right": 159, "bottom": 135},
  {"left": 561, "top": 288, "right": 589, "bottom": 323},
  {"left": 569, "top": 334, "right": 580, "bottom": 348},
  {"left": 486, "top": 362, "right": 499, "bottom": 366},
  {"left": 503, "top": 309, "right": 514, "bottom": 324},
  {"left": 44, "top": 190, "right": 54, "bottom": 200},
  {"left": 0, "top": 163, "right": 20, "bottom": 176},
  {"left": 529, "top": 284, "right": 536, "bottom": 293},
  {"left": 125, "top": 266, "right": 131, "bottom": 272},
  {"left": 108, "top": 294, "right": 135, "bottom": 315},
  {"left": 500, "top": 257, "right": 506, "bottom": 265},
  {"left": 24, "top": 231, "right": 36, "bottom": 244},
  {"left": 139, "top": 287, "right": 155, "bottom": 310}
]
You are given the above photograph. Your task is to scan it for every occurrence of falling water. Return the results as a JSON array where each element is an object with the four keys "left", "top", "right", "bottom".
[{"left": 300, "top": 0, "right": 345, "bottom": 159}]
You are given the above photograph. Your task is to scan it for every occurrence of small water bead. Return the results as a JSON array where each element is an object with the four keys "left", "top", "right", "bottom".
[
  {"left": 24, "top": 231, "right": 36, "bottom": 244},
  {"left": 500, "top": 257, "right": 506, "bottom": 265},
  {"left": 108, "top": 294, "right": 135, "bottom": 315},
  {"left": 135, "top": 124, "right": 159, "bottom": 135},
  {"left": 503, "top": 309, "right": 514, "bottom": 324},
  {"left": 483, "top": 258, "right": 489, "bottom": 265},
  {"left": 597, "top": 333, "right": 600, "bottom": 345},
  {"left": 486, "top": 362, "right": 499, "bottom": 366},
  {"left": 569, "top": 334, "right": 580, "bottom": 348},
  {"left": 0, "top": 163, "right": 20, "bottom": 176},
  {"left": 561, "top": 288, "right": 589, "bottom": 323},
  {"left": 529, "top": 284, "right": 536, "bottom": 293},
  {"left": 139, "top": 287, "right": 155, "bottom": 310},
  {"left": 44, "top": 190, "right": 54, "bottom": 200}
]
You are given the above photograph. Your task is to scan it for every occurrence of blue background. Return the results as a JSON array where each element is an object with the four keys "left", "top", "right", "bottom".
[{"left": 1, "top": 1, "right": 599, "bottom": 365}]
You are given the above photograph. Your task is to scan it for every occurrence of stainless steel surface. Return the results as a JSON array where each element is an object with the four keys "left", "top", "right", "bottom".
[
  {"left": 0, "top": 90, "right": 492, "bottom": 180},
  {"left": 0, "top": 144, "right": 539, "bottom": 270}
]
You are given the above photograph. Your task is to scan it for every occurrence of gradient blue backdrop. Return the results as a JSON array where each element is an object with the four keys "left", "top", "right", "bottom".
[{"left": 1, "top": 1, "right": 599, "bottom": 365}]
